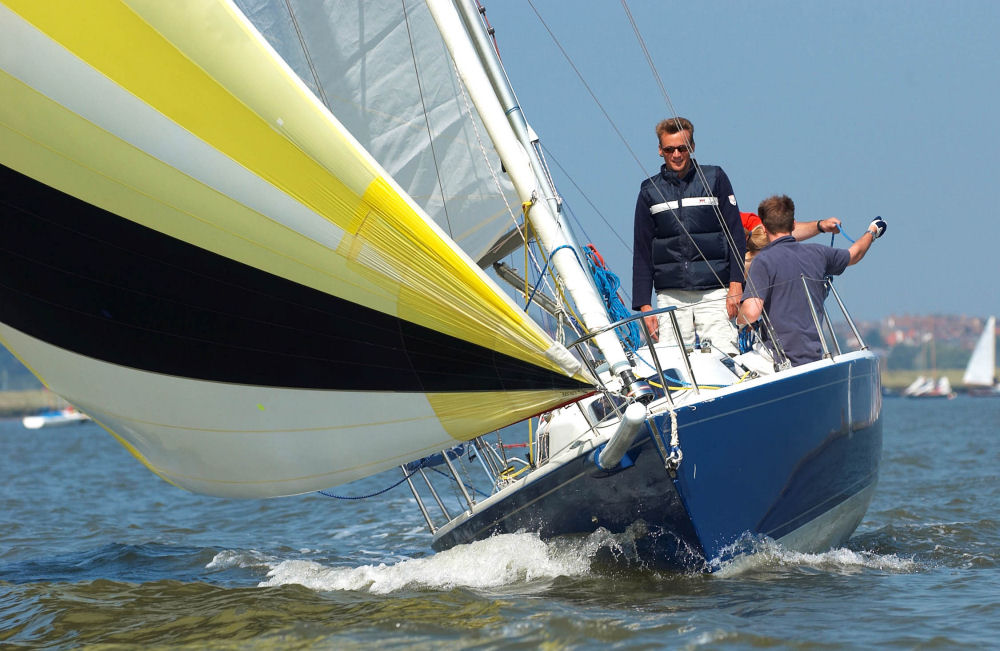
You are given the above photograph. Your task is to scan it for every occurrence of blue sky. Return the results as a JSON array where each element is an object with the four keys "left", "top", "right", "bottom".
[{"left": 482, "top": 0, "right": 999, "bottom": 321}]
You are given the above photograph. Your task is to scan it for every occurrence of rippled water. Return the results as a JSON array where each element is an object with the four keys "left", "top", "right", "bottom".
[{"left": 1, "top": 397, "right": 998, "bottom": 648}]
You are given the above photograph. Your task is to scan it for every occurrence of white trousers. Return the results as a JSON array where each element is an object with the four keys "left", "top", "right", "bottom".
[{"left": 655, "top": 287, "right": 739, "bottom": 355}]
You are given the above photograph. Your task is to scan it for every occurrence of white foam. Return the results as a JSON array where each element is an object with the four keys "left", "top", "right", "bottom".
[
  {"left": 257, "top": 532, "right": 597, "bottom": 594},
  {"left": 206, "top": 549, "right": 278, "bottom": 570},
  {"left": 714, "top": 538, "right": 918, "bottom": 577}
]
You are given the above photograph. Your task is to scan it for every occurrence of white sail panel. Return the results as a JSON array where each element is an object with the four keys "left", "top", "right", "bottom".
[
  {"left": 0, "top": 325, "right": 586, "bottom": 497},
  {"left": 235, "top": 0, "right": 522, "bottom": 265},
  {"left": 963, "top": 315, "right": 996, "bottom": 387}
]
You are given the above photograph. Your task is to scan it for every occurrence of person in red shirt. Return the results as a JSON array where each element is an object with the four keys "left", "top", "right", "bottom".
[{"left": 741, "top": 212, "right": 841, "bottom": 270}]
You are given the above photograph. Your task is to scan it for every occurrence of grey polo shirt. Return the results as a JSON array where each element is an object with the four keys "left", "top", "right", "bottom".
[{"left": 744, "top": 236, "right": 851, "bottom": 366}]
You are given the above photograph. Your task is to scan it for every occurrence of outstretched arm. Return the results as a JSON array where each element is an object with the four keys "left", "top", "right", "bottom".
[
  {"left": 848, "top": 218, "right": 887, "bottom": 265},
  {"left": 792, "top": 217, "right": 842, "bottom": 241}
]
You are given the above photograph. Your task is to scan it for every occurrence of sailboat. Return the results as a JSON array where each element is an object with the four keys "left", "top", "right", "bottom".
[
  {"left": 22, "top": 405, "right": 90, "bottom": 430},
  {"left": 963, "top": 316, "right": 999, "bottom": 396},
  {"left": 902, "top": 335, "right": 956, "bottom": 399},
  {"left": 0, "top": 0, "right": 882, "bottom": 570}
]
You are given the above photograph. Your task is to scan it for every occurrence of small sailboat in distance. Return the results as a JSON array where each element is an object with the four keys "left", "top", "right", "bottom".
[
  {"left": 902, "top": 375, "right": 930, "bottom": 397},
  {"left": 22, "top": 405, "right": 90, "bottom": 430},
  {"left": 903, "top": 334, "right": 955, "bottom": 399},
  {"left": 963, "top": 316, "right": 1000, "bottom": 396}
]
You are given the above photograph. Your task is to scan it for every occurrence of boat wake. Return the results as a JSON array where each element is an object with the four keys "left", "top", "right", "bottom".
[
  {"left": 208, "top": 528, "right": 918, "bottom": 594},
  {"left": 713, "top": 537, "right": 918, "bottom": 577},
  {"left": 209, "top": 529, "right": 656, "bottom": 594}
]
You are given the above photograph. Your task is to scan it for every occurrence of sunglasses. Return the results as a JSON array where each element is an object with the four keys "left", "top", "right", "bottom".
[{"left": 660, "top": 145, "right": 690, "bottom": 154}]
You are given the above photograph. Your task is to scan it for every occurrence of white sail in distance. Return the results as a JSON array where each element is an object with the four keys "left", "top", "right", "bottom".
[{"left": 963, "top": 315, "right": 996, "bottom": 387}]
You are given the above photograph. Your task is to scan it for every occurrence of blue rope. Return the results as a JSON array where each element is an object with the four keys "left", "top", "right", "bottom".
[
  {"left": 584, "top": 247, "right": 641, "bottom": 351},
  {"left": 738, "top": 325, "right": 757, "bottom": 354},
  {"left": 833, "top": 222, "right": 857, "bottom": 244}
]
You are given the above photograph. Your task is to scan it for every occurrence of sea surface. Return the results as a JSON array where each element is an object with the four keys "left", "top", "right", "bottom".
[{"left": 1, "top": 397, "right": 998, "bottom": 649}]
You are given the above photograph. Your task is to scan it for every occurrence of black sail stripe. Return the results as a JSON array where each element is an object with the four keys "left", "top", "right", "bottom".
[{"left": 0, "top": 164, "right": 589, "bottom": 393}]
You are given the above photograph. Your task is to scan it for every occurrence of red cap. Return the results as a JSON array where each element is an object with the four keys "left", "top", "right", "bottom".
[{"left": 740, "top": 212, "right": 761, "bottom": 230}]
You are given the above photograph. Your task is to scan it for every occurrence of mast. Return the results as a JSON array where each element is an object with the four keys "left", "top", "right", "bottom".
[{"left": 424, "top": 0, "right": 634, "bottom": 381}]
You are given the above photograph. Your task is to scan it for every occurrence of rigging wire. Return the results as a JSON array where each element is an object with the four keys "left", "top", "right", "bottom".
[
  {"left": 317, "top": 461, "right": 490, "bottom": 501},
  {"left": 525, "top": 0, "right": 649, "bottom": 178},
  {"left": 452, "top": 49, "right": 525, "bottom": 242},
  {"left": 282, "top": 0, "right": 331, "bottom": 110},
  {"left": 426, "top": 465, "right": 491, "bottom": 498},
  {"left": 448, "top": 16, "right": 570, "bottom": 322},
  {"left": 460, "top": 6, "right": 598, "bottom": 340},
  {"left": 619, "top": 0, "right": 740, "bottom": 294},
  {"left": 539, "top": 142, "right": 632, "bottom": 256},
  {"left": 317, "top": 464, "right": 423, "bottom": 500},
  {"left": 526, "top": 0, "right": 734, "bottom": 315},
  {"left": 619, "top": 0, "right": 785, "bottom": 356},
  {"left": 401, "top": 0, "right": 455, "bottom": 239}
]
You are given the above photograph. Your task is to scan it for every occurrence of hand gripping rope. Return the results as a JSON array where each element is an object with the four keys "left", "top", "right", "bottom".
[{"left": 828, "top": 216, "right": 887, "bottom": 245}]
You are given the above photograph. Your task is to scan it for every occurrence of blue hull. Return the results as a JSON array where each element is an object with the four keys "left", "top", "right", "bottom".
[{"left": 432, "top": 354, "right": 882, "bottom": 570}]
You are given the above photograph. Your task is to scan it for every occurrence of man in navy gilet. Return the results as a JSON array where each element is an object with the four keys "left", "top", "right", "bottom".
[{"left": 632, "top": 117, "right": 745, "bottom": 354}]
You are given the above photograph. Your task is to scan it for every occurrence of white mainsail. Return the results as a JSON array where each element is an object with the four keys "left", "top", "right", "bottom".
[
  {"left": 235, "top": 0, "right": 521, "bottom": 267},
  {"left": 963, "top": 315, "right": 996, "bottom": 387},
  {"left": 0, "top": 0, "right": 606, "bottom": 498}
]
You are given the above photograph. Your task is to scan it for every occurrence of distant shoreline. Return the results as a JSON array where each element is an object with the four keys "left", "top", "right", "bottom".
[
  {"left": 0, "top": 390, "right": 67, "bottom": 418},
  {"left": 0, "top": 369, "right": 979, "bottom": 418},
  {"left": 880, "top": 369, "right": 967, "bottom": 392}
]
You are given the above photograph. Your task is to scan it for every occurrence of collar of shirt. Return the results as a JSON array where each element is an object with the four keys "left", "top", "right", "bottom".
[
  {"left": 659, "top": 159, "right": 698, "bottom": 184},
  {"left": 761, "top": 234, "right": 797, "bottom": 251}
]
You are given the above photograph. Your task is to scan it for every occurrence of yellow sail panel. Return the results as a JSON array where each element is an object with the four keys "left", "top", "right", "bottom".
[
  {"left": 356, "top": 178, "right": 563, "bottom": 352},
  {"left": 0, "top": 68, "right": 411, "bottom": 357},
  {"left": 428, "top": 390, "right": 588, "bottom": 440},
  {"left": 2, "top": 0, "right": 588, "bottom": 383}
]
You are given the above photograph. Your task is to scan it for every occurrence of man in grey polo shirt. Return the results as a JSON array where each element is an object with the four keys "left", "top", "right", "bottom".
[{"left": 739, "top": 194, "right": 886, "bottom": 366}]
